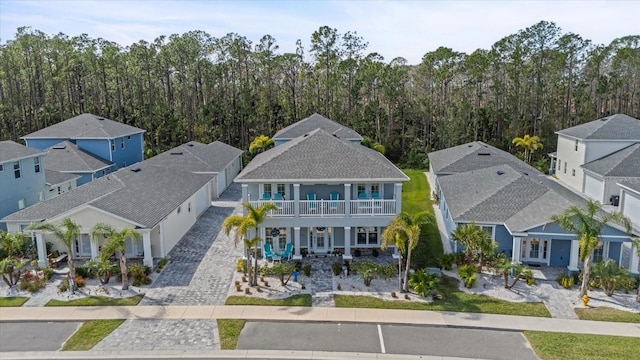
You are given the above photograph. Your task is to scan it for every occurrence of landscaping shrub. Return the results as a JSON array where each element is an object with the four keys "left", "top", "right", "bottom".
[
  {"left": 129, "top": 263, "right": 152, "bottom": 286},
  {"left": 302, "top": 263, "right": 312, "bottom": 277},
  {"left": 351, "top": 260, "right": 396, "bottom": 286},
  {"left": 591, "top": 259, "right": 632, "bottom": 296},
  {"left": 524, "top": 269, "right": 536, "bottom": 286},
  {"left": 58, "top": 278, "right": 69, "bottom": 292},
  {"left": 156, "top": 258, "right": 169, "bottom": 273},
  {"left": 457, "top": 264, "right": 477, "bottom": 288},
  {"left": 438, "top": 253, "right": 456, "bottom": 270},
  {"left": 19, "top": 271, "right": 46, "bottom": 292},
  {"left": 75, "top": 265, "right": 91, "bottom": 279},
  {"left": 271, "top": 263, "right": 295, "bottom": 285},
  {"left": 74, "top": 276, "right": 86, "bottom": 288},
  {"left": 409, "top": 269, "right": 440, "bottom": 297},
  {"left": 41, "top": 266, "right": 54, "bottom": 280},
  {"left": 331, "top": 261, "right": 343, "bottom": 276},
  {"left": 557, "top": 273, "right": 575, "bottom": 289}
]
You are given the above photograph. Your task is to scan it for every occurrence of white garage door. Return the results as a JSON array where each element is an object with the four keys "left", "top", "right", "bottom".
[
  {"left": 194, "top": 184, "right": 210, "bottom": 217},
  {"left": 622, "top": 191, "right": 640, "bottom": 224},
  {"left": 584, "top": 175, "right": 604, "bottom": 202}
]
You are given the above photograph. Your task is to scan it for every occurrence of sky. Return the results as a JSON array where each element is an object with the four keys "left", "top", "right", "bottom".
[{"left": 1, "top": 0, "right": 638, "bottom": 65}]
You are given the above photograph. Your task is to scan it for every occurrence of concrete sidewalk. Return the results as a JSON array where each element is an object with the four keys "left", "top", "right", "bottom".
[{"left": 2, "top": 305, "right": 639, "bottom": 337}]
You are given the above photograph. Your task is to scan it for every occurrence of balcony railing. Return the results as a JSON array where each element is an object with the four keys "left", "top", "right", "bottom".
[{"left": 249, "top": 199, "right": 396, "bottom": 217}]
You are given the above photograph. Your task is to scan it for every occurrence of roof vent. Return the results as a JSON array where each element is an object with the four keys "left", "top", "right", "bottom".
[
  {"left": 497, "top": 170, "right": 505, "bottom": 175},
  {"left": 468, "top": 144, "right": 473, "bottom": 147},
  {"left": 130, "top": 168, "right": 141, "bottom": 173},
  {"left": 97, "top": 117, "right": 105, "bottom": 120},
  {"left": 601, "top": 116, "right": 609, "bottom": 121},
  {"left": 170, "top": 151, "right": 183, "bottom": 155},
  {"left": 523, "top": 172, "right": 529, "bottom": 176},
  {"left": 303, "top": 134, "right": 309, "bottom": 137},
  {"left": 187, "top": 143, "right": 194, "bottom": 147},
  {"left": 52, "top": 145, "right": 66, "bottom": 150},
  {"left": 478, "top": 152, "right": 491, "bottom": 156}
]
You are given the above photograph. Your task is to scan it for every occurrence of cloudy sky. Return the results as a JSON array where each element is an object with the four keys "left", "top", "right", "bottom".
[{"left": 1, "top": 0, "right": 638, "bottom": 64}]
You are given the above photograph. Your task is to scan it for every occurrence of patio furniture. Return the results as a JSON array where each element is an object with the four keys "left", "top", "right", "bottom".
[
  {"left": 262, "top": 192, "right": 271, "bottom": 200},
  {"left": 273, "top": 193, "right": 283, "bottom": 200},
  {"left": 278, "top": 243, "right": 293, "bottom": 260},
  {"left": 264, "top": 243, "right": 276, "bottom": 260},
  {"left": 48, "top": 251, "right": 68, "bottom": 268},
  {"left": 329, "top": 192, "right": 340, "bottom": 211},
  {"left": 307, "top": 192, "right": 317, "bottom": 212}
]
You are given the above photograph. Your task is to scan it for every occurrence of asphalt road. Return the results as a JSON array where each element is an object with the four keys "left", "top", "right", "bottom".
[
  {"left": 238, "top": 322, "right": 540, "bottom": 360},
  {"left": 0, "top": 321, "right": 82, "bottom": 352}
]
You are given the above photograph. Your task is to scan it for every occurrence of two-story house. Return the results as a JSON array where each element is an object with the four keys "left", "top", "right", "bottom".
[
  {"left": 0, "top": 141, "right": 47, "bottom": 230},
  {"left": 554, "top": 114, "right": 640, "bottom": 204},
  {"left": 272, "top": 113, "right": 363, "bottom": 146},
  {"left": 22, "top": 113, "right": 145, "bottom": 172},
  {"left": 235, "top": 117, "right": 408, "bottom": 259}
]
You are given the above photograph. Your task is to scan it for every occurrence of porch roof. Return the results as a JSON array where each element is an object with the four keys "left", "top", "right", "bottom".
[
  {"left": 236, "top": 129, "right": 407, "bottom": 183},
  {"left": 582, "top": 143, "right": 640, "bottom": 177},
  {"left": 44, "top": 141, "right": 113, "bottom": 172},
  {"left": 45, "top": 169, "right": 80, "bottom": 187}
]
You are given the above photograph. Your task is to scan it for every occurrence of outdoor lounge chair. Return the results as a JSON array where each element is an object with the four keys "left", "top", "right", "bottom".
[
  {"left": 307, "top": 192, "right": 317, "bottom": 212},
  {"left": 262, "top": 192, "right": 271, "bottom": 200},
  {"left": 329, "top": 192, "right": 340, "bottom": 211},
  {"left": 278, "top": 243, "right": 293, "bottom": 260},
  {"left": 273, "top": 193, "right": 283, "bottom": 200},
  {"left": 264, "top": 243, "right": 276, "bottom": 260}
]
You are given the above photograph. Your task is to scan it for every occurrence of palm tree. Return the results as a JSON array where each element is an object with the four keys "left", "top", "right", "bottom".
[
  {"left": 451, "top": 222, "right": 490, "bottom": 266},
  {"left": 633, "top": 237, "right": 640, "bottom": 302},
  {"left": 512, "top": 134, "right": 543, "bottom": 164},
  {"left": 223, "top": 202, "right": 278, "bottom": 286},
  {"left": 28, "top": 218, "right": 81, "bottom": 288},
  {"left": 0, "top": 231, "right": 29, "bottom": 287},
  {"left": 381, "top": 211, "right": 434, "bottom": 293},
  {"left": 550, "top": 200, "right": 631, "bottom": 297},
  {"left": 90, "top": 223, "right": 141, "bottom": 290},
  {"left": 249, "top": 135, "right": 274, "bottom": 156}
]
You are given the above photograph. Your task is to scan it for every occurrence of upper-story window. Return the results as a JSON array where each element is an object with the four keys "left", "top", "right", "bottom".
[
  {"left": 13, "top": 161, "right": 21, "bottom": 179},
  {"left": 557, "top": 159, "right": 561, "bottom": 170},
  {"left": 111, "top": 140, "right": 116, "bottom": 152},
  {"left": 563, "top": 162, "right": 567, "bottom": 174},
  {"left": 276, "top": 184, "right": 285, "bottom": 196},
  {"left": 0, "top": 163, "right": 4, "bottom": 172},
  {"left": 34, "top": 157, "right": 41, "bottom": 173},
  {"left": 127, "top": 135, "right": 131, "bottom": 140},
  {"left": 263, "top": 184, "right": 272, "bottom": 198},
  {"left": 357, "top": 183, "right": 366, "bottom": 197},
  {"left": 121, "top": 139, "right": 125, "bottom": 149},
  {"left": 572, "top": 169, "right": 576, "bottom": 177},
  {"left": 574, "top": 140, "right": 578, "bottom": 151}
]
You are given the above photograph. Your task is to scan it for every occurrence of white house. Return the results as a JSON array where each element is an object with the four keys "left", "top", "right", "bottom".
[{"left": 2, "top": 162, "right": 214, "bottom": 268}]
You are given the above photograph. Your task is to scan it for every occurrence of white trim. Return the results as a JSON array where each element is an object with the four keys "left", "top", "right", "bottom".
[{"left": 43, "top": 204, "right": 144, "bottom": 228}]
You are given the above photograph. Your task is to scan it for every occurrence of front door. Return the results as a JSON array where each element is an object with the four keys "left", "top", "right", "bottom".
[
  {"left": 521, "top": 238, "right": 550, "bottom": 264},
  {"left": 313, "top": 227, "right": 329, "bottom": 254}
]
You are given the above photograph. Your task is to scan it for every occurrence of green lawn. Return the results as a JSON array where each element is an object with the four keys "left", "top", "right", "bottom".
[
  {"left": 335, "top": 275, "right": 551, "bottom": 317},
  {"left": 62, "top": 320, "right": 125, "bottom": 351},
  {"left": 402, "top": 169, "right": 443, "bottom": 268},
  {"left": 575, "top": 307, "right": 640, "bottom": 323},
  {"left": 525, "top": 331, "right": 640, "bottom": 360},
  {"left": 217, "top": 319, "right": 246, "bottom": 349},
  {"left": 225, "top": 294, "right": 311, "bottom": 306},
  {"left": 0, "top": 297, "right": 29, "bottom": 307},
  {"left": 46, "top": 294, "right": 144, "bottom": 306}
]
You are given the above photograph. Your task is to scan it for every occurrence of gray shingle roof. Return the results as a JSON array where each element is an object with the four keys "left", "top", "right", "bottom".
[
  {"left": 0, "top": 140, "right": 45, "bottom": 163},
  {"left": 45, "top": 169, "right": 79, "bottom": 186},
  {"left": 44, "top": 141, "right": 113, "bottom": 173},
  {"left": 273, "top": 113, "right": 362, "bottom": 140},
  {"left": 3, "top": 162, "right": 214, "bottom": 228},
  {"left": 22, "top": 113, "right": 145, "bottom": 139},
  {"left": 618, "top": 179, "right": 640, "bottom": 193},
  {"left": 555, "top": 114, "right": 640, "bottom": 140},
  {"left": 582, "top": 144, "right": 640, "bottom": 177},
  {"left": 236, "top": 129, "right": 407, "bottom": 182},
  {"left": 144, "top": 141, "right": 242, "bottom": 173},
  {"left": 428, "top": 141, "right": 537, "bottom": 175}
]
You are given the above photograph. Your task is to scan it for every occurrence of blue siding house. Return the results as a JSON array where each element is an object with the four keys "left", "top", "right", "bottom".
[
  {"left": 236, "top": 115, "right": 407, "bottom": 259},
  {"left": 22, "top": 113, "right": 145, "bottom": 172},
  {"left": 0, "top": 141, "right": 47, "bottom": 230},
  {"left": 428, "top": 141, "right": 639, "bottom": 274},
  {"left": 43, "top": 141, "right": 116, "bottom": 186}
]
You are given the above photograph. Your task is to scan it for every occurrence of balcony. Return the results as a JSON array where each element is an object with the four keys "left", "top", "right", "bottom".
[{"left": 248, "top": 199, "right": 397, "bottom": 218}]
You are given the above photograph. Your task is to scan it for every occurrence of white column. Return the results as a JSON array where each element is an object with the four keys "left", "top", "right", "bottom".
[
  {"left": 142, "top": 231, "right": 153, "bottom": 268},
  {"left": 344, "top": 227, "right": 351, "bottom": 256},
  {"left": 394, "top": 183, "right": 403, "bottom": 213},
  {"left": 90, "top": 235, "right": 99, "bottom": 260},
  {"left": 293, "top": 184, "right": 300, "bottom": 218},
  {"left": 631, "top": 243, "right": 640, "bottom": 275},
  {"left": 35, "top": 232, "right": 47, "bottom": 268},
  {"left": 511, "top": 237, "right": 521, "bottom": 263},
  {"left": 241, "top": 184, "right": 249, "bottom": 206},
  {"left": 569, "top": 239, "right": 580, "bottom": 272},
  {"left": 294, "top": 227, "right": 301, "bottom": 257},
  {"left": 344, "top": 184, "right": 351, "bottom": 217}
]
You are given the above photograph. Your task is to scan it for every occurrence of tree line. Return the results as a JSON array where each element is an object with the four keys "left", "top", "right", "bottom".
[{"left": 0, "top": 22, "right": 638, "bottom": 166}]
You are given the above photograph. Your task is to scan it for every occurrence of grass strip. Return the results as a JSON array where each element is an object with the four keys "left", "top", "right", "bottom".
[
  {"left": 217, "top": 319, "right": 246, "bottom": 350},
  {"left": 575, "top": 307, "right": 640, "bottom": 323},
  {"left": 225, "top": 294, "right": 311, "bottom": 306},
  {"left": 0, "top": 296, "right": 29, "bottom": 307},
  {"left": 46, "top": 294, "right": 144, "bottom": 306},
  {"left": 524, "top": 331, "right": 640, "bottom": 360},
  {"left": 62, "top": 319, "right": 125, "bottom": 351}
]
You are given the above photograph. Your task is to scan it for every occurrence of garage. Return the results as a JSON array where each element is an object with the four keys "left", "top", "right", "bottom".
[
  {"left": 621, "top": 190, "right": 640, "bottom": 224},
  {"left": 584, "top": 174, "right": 604, "bottom": 202}
]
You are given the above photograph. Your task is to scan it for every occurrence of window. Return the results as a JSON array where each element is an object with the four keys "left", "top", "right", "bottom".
[
  {"left": 574, "top": 140, "right": 579, "bottom": 151},
  {"left": 572, "top": 169, "right": 575, "bottom": 176},
  {"left": 121, "top": 139, "right": 125, "bottom": 149},
  {"left": 357, "top": 183, "right": 366, "bottom": 197},
  {"left": 18, "top": 199, "right": 25, "bottom": 209},
  {"left": 276, "top": 183, "right": 285, "bottom": 196},
  {"left": 188, "top": 202, "right": 191, "bottom": 213},
  {"left": 592, "top": 242, "right": 605, "bottom": 263},
  {"left": 557, "top": 160, "right": 561, "bottom": 170},
  {"left": 529, "top": 238, "right": 540, "bottom": 258},
  {"left": 111, "top": 140, "right": 115, "bottom": 152},
  {"left": 265, "top": 227, "right": 287, "bottom": 250},
  {"left": 263, "top": 184, "right": 272, "bottom": 198},
  {"left": 57, "top": 186, "right": 61, "bottom": 195},
  {"left": 0, "top": 163, "right": 4, "bottom": 172},
  {"left": 127, "top": 135, "right": 131, "bottom": 140},
  {"left": 357, "top": 227, "right": 378, "bottom": 245},
  {"left": 563, "top": 162, "right": 567, "bottom": 174},
  {"left": 479, "top": 225, "right": 493, "bottom": 239},
  {"left": 371, "top": 183, "right": 380, "bottom": 195},
  {"left": 177, "top": 206, "right": 181, "bottom": 214},
  {"left": 13, "top": 161, "right": 21, "bottom": 179},
  {"left": 34, "top": 157, "right": 40, "bottom": 173}
]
